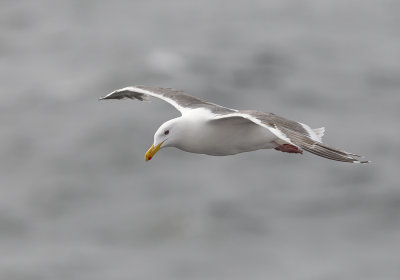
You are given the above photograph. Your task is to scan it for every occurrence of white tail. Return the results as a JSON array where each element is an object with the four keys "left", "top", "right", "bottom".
[{"left": 312, "top": 127, "right": 325, "bottom": 141}]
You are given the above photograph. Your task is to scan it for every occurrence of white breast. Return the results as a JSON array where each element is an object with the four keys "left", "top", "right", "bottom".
[{"left": 175, "top": 110, "right": 278, "bottom": 156}]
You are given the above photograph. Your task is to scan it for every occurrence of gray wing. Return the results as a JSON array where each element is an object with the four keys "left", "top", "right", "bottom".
[
  {"left": 213, "top": 110, "right": 369, "bottom": 163},
  {"left": 243, "top": 110, "right": 323, "bottom": 141},
  {"left": 100, "top": 86, "right": 235, "bottom": 115}
]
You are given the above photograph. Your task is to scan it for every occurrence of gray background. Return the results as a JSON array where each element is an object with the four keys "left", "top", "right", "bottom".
[{"left": 1, "top": 1, "right": 400, "bottom": 279}]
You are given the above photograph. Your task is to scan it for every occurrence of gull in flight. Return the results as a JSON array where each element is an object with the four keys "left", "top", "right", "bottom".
[{"left": 100, "top": 86, "right": 369, "bottom": 163}]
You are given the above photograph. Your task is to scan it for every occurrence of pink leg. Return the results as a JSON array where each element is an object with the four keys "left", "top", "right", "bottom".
[{"left": 274, "top": 143, "right": 303, "bottom": 154}]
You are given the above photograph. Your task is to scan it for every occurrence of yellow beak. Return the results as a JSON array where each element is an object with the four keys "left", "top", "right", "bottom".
[{"left": 145, "top": 142, "right": 163, "bottom": 161}]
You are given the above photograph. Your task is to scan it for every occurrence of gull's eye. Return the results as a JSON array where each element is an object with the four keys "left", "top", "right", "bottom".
[{"left": 164, "top": 130, "right": 169, "bottom": 135}]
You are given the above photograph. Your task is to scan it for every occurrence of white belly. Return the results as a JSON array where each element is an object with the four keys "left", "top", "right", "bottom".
[{"left": 176, "top": 118, "right": 277, "bottom": 156}]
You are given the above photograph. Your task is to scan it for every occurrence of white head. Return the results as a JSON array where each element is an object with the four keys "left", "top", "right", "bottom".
[{"left": 144, "top": 118, "right": 183, "bottom": 161}]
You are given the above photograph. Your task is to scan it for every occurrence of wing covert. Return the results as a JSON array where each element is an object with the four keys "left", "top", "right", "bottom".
[{"left": 100, "top": 86, "right": 234, "bottom": 115}]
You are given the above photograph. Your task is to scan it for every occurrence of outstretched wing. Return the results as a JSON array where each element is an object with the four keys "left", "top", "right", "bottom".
[
  {"left": 100, "top": 86, "right": 235, "bottom": 115},
  {"left": 212, "top": 110, "right": 369, "bottom": 163}
]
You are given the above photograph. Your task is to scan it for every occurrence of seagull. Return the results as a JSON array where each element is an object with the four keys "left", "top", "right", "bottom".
[{"left": 100, "top": 86, "right": 369, "bottom": 163}]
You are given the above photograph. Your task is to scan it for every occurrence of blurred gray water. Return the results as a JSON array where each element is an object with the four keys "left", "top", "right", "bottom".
[{"left": 1, "top": 1, "right": 400, "bottom": 279}]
